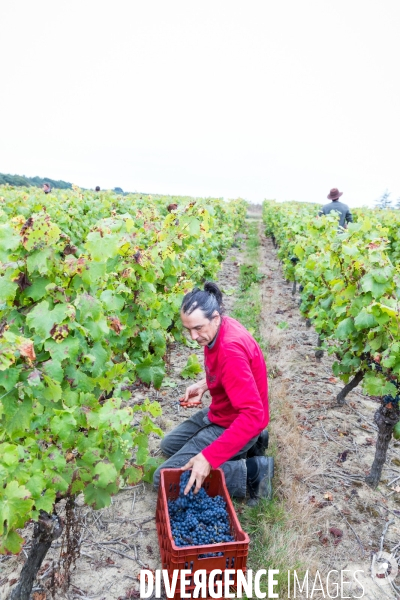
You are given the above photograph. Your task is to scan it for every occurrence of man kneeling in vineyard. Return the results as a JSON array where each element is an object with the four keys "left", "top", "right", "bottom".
[{"left": 153, "top": 282, "right": 274, "bottom": 505}]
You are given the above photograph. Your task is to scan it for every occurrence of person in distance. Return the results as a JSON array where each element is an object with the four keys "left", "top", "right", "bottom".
[
  {"left": 42, "top": 182, "right": 52, "bottom": 194},
  {"left": 319, "top": 187, "right": 353, "bottom": 229},
  {"left": 153, "top": 282, "right": 273, "bottom": 506}
]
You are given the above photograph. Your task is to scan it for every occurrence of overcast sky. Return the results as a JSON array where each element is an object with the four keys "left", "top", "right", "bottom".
[{"left": 1, "top": 1, "right": 399, "bottom": 206}]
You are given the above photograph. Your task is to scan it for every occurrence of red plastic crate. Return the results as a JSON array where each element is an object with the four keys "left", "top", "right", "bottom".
[{"left": 156, "top": 468, "right": 249, "bottom": 599}]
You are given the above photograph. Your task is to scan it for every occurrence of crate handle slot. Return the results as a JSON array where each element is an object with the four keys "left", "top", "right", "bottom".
[{"left": 198, "top": 552, "right": 225, "bottom": 559}]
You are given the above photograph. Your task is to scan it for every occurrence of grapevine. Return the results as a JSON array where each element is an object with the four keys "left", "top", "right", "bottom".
[
  {"left": 0, "top": 186, "right": 246, "bottom": 571},
  {"left": 262, "top": 200, "right": 400, "bottom": 487}
]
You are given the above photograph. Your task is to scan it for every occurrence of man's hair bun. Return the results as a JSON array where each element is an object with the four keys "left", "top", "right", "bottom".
[
  {"left": 181, "top": 281, "right": 224, "bottom": 318},
  {"left": 204, "top": 281, "right": 223, "bottom": 305}
]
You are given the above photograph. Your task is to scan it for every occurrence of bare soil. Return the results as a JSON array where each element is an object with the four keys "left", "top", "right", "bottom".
[{"left": 2, "top": 224, "right": 400, "bottom": 599}]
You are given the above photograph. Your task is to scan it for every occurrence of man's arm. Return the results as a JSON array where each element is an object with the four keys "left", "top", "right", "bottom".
[{"left": 202, "top": 348, "right": 268, "bottom": 468}]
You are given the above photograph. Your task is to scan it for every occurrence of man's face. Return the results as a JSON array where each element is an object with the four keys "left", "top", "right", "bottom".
[{"left": 180, "top": 308, "right": 221, "bottom": 346}]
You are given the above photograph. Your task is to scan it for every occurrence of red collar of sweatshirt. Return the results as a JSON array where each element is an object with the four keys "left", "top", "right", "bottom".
[{"left": 201, "top": 316, "right": 269, "bottom": 469}]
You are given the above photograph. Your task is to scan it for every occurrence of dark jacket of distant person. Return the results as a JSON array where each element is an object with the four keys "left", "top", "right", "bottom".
[{"left": 319, "top": 188, "right": 353, "bottom": 228}]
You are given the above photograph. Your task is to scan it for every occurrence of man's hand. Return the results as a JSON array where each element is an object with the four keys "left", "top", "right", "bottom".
[
  {"left": 184, "top": 379, "right": 208, "bottom": 402},
  {"left": 181, "top": 452, "right": 211, "bottom": 495},
  {"left": 180, "top": 379, "right": 208, "bottom": 408}
]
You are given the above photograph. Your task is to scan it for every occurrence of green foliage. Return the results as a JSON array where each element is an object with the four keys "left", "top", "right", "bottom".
[
  {"left": 180, "top": 354, "right": 203, "bottom": 379},
  {"left": 263, "top": 200, "right": 400, "bottom": 395},
  {"left": 0, "top": 186, "right": 247, "bottom": 553}
]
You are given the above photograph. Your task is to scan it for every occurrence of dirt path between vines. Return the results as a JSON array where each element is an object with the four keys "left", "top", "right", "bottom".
[{"left": 2, "top": 222, "right": 400, "bottom": 600}]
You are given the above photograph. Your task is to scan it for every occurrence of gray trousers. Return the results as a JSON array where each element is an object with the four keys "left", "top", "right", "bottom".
[{"left": 153, "top": 408, "right": 258, "bottom": 498}]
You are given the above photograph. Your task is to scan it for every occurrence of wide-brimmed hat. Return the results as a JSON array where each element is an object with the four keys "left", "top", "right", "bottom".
[{"left": 327, "top": 188, "right": 343, "bottom": 200}]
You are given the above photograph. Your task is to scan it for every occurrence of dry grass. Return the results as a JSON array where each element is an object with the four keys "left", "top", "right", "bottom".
[
  {"left": 237, "top": 373, "right": 326, "bottom": 597},
  {"left": 232, "top": 220, "right": 328, "bottom": 597},
  {"left": 269, "top": 378, "right": 326, "bottom": 560}
]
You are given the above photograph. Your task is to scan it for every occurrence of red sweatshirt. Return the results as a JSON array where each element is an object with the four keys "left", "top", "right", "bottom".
[{"left": 201, "top": 316, "right": 269, "bottom": 468}]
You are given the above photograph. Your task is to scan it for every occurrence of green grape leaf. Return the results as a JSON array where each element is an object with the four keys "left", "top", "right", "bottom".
[
  {"left": 0, "top": 367, "right": 21, "bottom": 392},
  {"left": 93, "top": 461, "right": 118, "bottom": 488},
  {"left": 151, "top": 330, "right": 167, "bottom": 357},
  {"left": 42, "top": 448, "right": 66, "bottom": 473},
  {"left": 364, "top": 372, "right": 397, "bottom": 396},
  {"left": 141, "top": 415, "right": 163, "bottom": 436},
  {"left": 34, "top": 489, "right": 56, "bottom": 513},
  {"left": 85, "top": 232, "right": 120, "bottom": 261},
  {"left": 42, "top": 375, "right": 62, "bottom": 403},
  {"left": 188, "top": 217, "right": 201, "bottom": 236},
  {"left": 27, "top": 247, "right": 53, "bottom": 275},
  {"left": 142, "top": 398, "right": 162, "bottom": 418},
  {"left": 0, "top": 275, "right": 18, "bottom": 304},
  {"left": 42, "top": 360, "right": 64, "bottom": 383},
  {"left": 180, "top": 354, "right": 203, "bottom": 379},
  {"left": 0, "top": 530, "right": 25, "bottom": 554},
  {"left": 86, "top": 400, "right": 132, "bottom": 431},
  {"left": 136, "top": 355, "right": 165, "bottom": 389},
  {"left": 50, "top": 412, "right": 77, "bottom": 442},
  {"left": 25, "top": 474, "right": 46, "bottom": 498},
  {"left": 64, "top": 366, "right": 95, "bottom": 393},
  {"left": 81, "top": 261, "right": 107, "bottom": 286},
  {"left": 124, "top": 466, "right": 143, "bottom": 485},
  {"left": 84, "top": 318, "right": 109, "bottom": 341},
  {"left": 100, "top": 290, "right": 125, "bottom": 312},
  {"left": 75, "top": 294, "right": 102, "bottom": 321},
  {"left": 361, "top": 273, "right": 390, "bottom": 299},
  {"left": 26, "top": 301, "right": 69, "bottom": 339},
  {"left": 0, "top": 223, "right": 20, "bottom": 252},
  {"left": 136, "top": 445, "right": 148, "bottom": 466},
  {"left": 6, "top": 398, "right": 32, "bottom": 436},
  {"left": 0, "top": 443, "right": 20, "bottom": 467},
  {"left": 25, "top": 277, "right": 51, "bottom": 301},
  {"left": 21, "top": 216, "right": 61, "bottom": 251},
  {"left": 87, "top": 342, "right": 109, "bottom": 378},
  {"left": 354, "top": 310, "right": 378, "bottom": 330},
  {"left": 335, "top": 318, "right": 355, "bottom": 339},
  {"left": 45, "top": 336, "right": 80, "bottom": 362},
  {"left": 84, "top": 483, "right": 112, "bottom": 509},
  {"left": 0, "top": 481, "right": 33, "bottom": 535},
  {"left": 142, "top": 457, "right": 164, "bottom": 483}
]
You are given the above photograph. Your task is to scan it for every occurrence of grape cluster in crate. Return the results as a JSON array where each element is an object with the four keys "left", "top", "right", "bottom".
[{"left": 168, "top": 471, "right": 234, "bottom": 556}]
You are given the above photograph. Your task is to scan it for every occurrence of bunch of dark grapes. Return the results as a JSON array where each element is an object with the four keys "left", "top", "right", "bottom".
[
  {"left": 168, "top": 471, "right": 233, "bottom": 556},
  {"left": 367, "top": 359, "right": 383, "bottom": 374},
  {"left": 382, "top": 395, "right": 400, "bottom": 408}
]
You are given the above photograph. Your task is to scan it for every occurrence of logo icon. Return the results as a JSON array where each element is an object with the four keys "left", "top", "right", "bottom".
[{"left": 371, "top": 551, "right": 399, "bottom": 587}]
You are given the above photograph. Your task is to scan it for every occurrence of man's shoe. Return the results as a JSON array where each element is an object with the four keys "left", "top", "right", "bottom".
[
  {"left": 247, "top": 429, "right": 269, "bottom": 458},
  {"left": 246, "top": 456, "right": 274, "bottom": 506}
]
